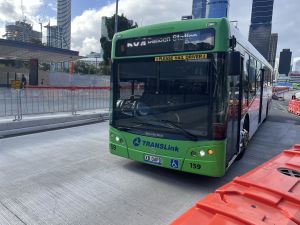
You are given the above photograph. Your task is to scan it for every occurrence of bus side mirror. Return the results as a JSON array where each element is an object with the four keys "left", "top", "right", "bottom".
[{"left": 229, "top": 51, "right": 241, "bottom": 76}]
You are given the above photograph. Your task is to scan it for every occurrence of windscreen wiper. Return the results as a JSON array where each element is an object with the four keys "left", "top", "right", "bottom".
[
  {"left": 131, "top": 120, "right": 198, "bottom": 141},
  {"left": 115, "top": 126, "right": 136, "bottom": 132},
  {"left": 159, "top": 119, "right": 198, "bottom": 141},
  {"left": 131, "top": 121, "right": 171, "bottom": 129}
]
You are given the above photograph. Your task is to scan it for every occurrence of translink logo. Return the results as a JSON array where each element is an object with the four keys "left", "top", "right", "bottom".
[
  {"left": 132, "top": 137, "right": 179, "bottom": 152},
  {"left": 133, "top": 137, "right": 141, "bottom": 147}
]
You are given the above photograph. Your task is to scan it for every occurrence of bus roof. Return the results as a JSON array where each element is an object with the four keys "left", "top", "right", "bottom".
[{"left": 113, "top": 18, "right": 227, "bottom": 39}]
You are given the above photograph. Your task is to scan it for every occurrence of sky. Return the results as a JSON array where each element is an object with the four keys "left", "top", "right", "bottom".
[{"left": 0, "top": 0, "right": 299, "bottom": 64}]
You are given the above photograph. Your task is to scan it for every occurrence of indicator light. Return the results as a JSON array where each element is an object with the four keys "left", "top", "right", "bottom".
[
  {"left": 208, "top": 149, "right": 215, "bottom": 155},
  {"left": 207, "top": 22, "right": 217, "bottom": 27},
  {"left": 200, "top": 150, "right": 206, "bottom": 157},
  {"left": 115, "top": 136, "right": 120, "bottom": 142}
]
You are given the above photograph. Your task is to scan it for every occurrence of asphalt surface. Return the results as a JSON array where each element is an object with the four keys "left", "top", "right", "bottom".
[{"left": 0, "top": 97, "right": 300, "bottom": 225}]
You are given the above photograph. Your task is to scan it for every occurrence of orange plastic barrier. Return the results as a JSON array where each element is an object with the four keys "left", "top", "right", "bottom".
[
  {"left": 171, "top": 145, "right": 300, "bottom": 225},
  {"left": 288, "top": 100, "right": 300, "bottom": 115}
]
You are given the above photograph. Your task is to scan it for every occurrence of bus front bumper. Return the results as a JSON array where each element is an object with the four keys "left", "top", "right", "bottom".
[{"left": 110, "top": 143, "right": 226, "bottom": 177}]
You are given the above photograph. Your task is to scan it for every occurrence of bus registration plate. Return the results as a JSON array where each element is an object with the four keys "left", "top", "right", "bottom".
[{"left": 144, "top": 154, "right": 162, "bottom": 165}]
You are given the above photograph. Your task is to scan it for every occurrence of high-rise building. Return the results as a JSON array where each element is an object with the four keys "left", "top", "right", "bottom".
[
  {"left": 206, "top": 0, "right": 230, "bottom": 18},
  {"left": 294, "top": 59, "right": 300, "bottom": 72},
  {"left": 45, "top": 24, "right": 63, "bottom": 48},
  {"left": 5, "top": 21, "right": 42, "bottom": 43},
  {"left": 278, "top": 49, "right": 292, "bottom": 76},
  {"left": 268, "top": 33, "right": 278, "bottom": 68},
  {"left": 192, "top": 0, "right": 207, "bottom": 19},
  {"left": 192, "top": 0, "right": 229, "bottom": 19},
  {"left": 249, "top": 0, "right": 274, "bottom": 60},
  {"left": 57, "top": 0, "right": 71, "bottom": 49}
]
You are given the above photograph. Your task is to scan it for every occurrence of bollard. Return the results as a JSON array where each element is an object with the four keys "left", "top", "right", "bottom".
[{"left": 13, "top": 89, "right": 22, "bottom": 121}]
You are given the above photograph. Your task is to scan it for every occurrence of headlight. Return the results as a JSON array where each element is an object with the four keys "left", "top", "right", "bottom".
[{"left": 199, "top": 150, "right": 206, "bottom": 157}]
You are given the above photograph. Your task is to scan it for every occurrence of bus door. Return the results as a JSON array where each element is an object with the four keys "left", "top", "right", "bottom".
[
  {"left": 226, "top": 58, "right": 243, "bottom": 163},
  {"left": 258, "top": 68, "right": 264, "bottom": 123}
]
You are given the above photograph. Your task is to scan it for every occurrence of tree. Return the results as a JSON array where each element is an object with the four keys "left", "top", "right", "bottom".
[
  {"left": 30, "top": 38, "right": 42, "bottom": 45},
  {"left": 100, "top": 14, "right": 138, "bottom": 65},
  {"left": 74, "top": 61, "right": 100, "bottom": 75}
]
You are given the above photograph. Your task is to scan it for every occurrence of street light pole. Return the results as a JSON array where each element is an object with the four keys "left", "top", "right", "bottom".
[{"left": 114, "top": 0, "right": 119, "bottom": 34}]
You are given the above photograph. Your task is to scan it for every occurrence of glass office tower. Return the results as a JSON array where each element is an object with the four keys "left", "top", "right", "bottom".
[
  {"left": 192, "top": 0, "right": 207, "bottom": 18},
  {"left": 249, "top": 0, "right": 275, "bottom": 60},
  {"left": 192, "top": 0, "right": 229, "bottom": 19},
  {"left": 57, "top": 0, "right": 71, "bottom": 49},
  {"left": 279, "top": 49, "right": 292, "bottom": 76},
  {"left": 268, "top": 33, "right": 278, "bottom": 68},
  {"left": 206, "top": 0, "right": 229, "bottom": 18}
]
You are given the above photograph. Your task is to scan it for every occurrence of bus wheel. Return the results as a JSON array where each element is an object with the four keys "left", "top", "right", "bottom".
[{"left": 236, "top": 128, "right": 249, "bottom": 160}]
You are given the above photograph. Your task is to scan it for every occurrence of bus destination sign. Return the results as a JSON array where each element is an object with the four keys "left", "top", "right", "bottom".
[{"left": 116, "top": 28, "right": 215, "bottom": 57}]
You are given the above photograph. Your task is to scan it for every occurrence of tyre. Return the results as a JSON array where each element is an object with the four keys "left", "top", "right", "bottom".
[{"left": 236, "top": 128, "right": 249, "bottom": 161}]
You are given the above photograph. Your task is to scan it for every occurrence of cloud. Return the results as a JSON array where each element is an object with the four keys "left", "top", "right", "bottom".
[
  {"left": 1, "top": 0, "right": 299, "bottom": 59},
  {"left": 0, "top": 0, "right": 18, "bottom": 22},
  {"left": 71, "top": 0, "right": 193, "bottom": 56},
  {"left": 0, "top": 0, "right": 57, "bottom": 41},
  {"left": 0, "top": 0, "right": 43, "bottom": 23},
  {"left": 47, "top": 2, "right": 57, "bottom": 12},
  {"left": 0, "top": 27, "right": 5, "bottom": 38},
  {"left": 71, "top": 0, "right": 300, "bottom": 59}
]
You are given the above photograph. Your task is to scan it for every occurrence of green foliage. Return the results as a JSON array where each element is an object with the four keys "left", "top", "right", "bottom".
[
  {"left": 106, "top": 14, "right": 138, "bottom": 40},
  {"left": 100, "top": 14, "right": 138, "bottom": 65},
  {"left": 100, "top": 36, "right": 112, "bottom": 65},
  {"left": 74, "top": 61, "right": 101, "bottom": 75},
  {"left": 30, "top": 38, "right": 42, "bottom": 45},
  {"left": 99, "top": 61, "right": 111, "bottom": 75}
]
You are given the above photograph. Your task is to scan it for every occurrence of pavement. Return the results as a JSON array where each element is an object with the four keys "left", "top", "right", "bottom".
[
  {"left": 0, "top": 109, "right": 109, "bottom": 138},
  {"left": 0, "top": 95, "right": 300, "bottom": 225}
]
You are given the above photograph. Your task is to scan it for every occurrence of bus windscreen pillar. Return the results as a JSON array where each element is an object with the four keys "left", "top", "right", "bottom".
[{"left": 29, "top": 59, "right": 38, "bottom": 86}]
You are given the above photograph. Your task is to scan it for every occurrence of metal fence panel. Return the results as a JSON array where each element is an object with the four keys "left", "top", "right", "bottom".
[{"left": 0, "top": 87, "right": 110, "bottom": 119}]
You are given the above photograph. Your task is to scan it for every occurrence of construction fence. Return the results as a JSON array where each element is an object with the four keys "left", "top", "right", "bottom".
[{"left": 0, "top": 86, "right": 110, "bottom": 120}]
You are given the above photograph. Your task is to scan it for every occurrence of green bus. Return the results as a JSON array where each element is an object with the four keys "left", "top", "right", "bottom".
[{"left": 109, "top": 18, "right": 273, "bottom": 177}]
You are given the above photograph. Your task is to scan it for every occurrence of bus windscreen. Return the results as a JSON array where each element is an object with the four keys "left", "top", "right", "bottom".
[{"left": 116, "top": 28, "right": 215, "bottom": 57}]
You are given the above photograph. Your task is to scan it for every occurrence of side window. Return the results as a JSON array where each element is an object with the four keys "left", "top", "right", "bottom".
[
  {"left": 243, "top": 53, "right": 250, "bottom": 106},
  {"left": 248, "top": 57, "right": 256, "bottom": 100},
  {"left": 256, "top": 62, "right": 262, "bottom": 93},
  {"left": 267, "top": 68, "right": 272, "bottom": 86},
  {"left": 263, "top": 66, "right": 272, "bottom": 87}
]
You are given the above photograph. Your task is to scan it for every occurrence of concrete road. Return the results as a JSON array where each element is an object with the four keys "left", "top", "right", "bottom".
[{"left": 0, "top": 99, "right": 300, "bottom": 225}]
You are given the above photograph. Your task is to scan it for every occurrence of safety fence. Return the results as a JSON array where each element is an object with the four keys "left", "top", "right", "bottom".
[
  {"left": 171, "top": 144, "right": 300, "bottom": 225},
  {"left": 0, "top": 86, "right": 110, "bottom": 120},
  {"left": 288, "top": 99, "right": 300, "bottom": 116},
  {"left": 273, "top": 86, "right": 290, "bottom": 94},
  {"left": 272, "top": 86, "right": 290, "bottom": 100}
]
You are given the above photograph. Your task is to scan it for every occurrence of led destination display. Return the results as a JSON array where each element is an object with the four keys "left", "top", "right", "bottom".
[{"left": 116, "top": 28, "right": 215, "bottom": 57}]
